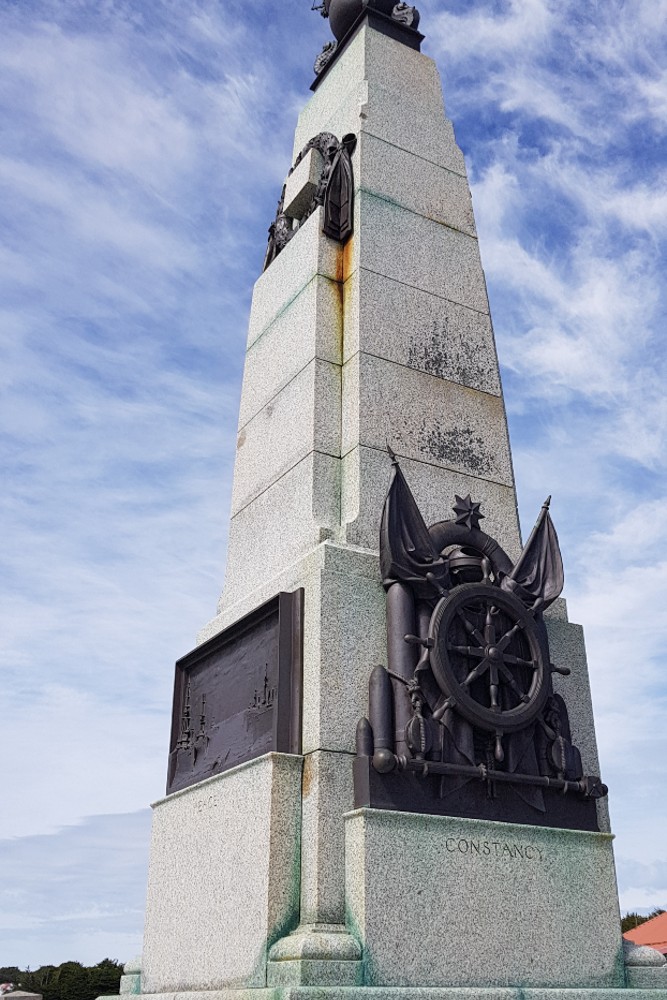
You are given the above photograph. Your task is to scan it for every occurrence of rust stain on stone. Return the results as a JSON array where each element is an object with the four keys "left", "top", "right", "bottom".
[
  {"left": 237, "top": 429, "right": 247, "bottom": 449},
  {"left": 302, "top": 755, "right": 315, "bottom": 799}
]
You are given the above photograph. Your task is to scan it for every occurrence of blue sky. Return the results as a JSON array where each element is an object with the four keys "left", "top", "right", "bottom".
[{"left": 2, "top": 0, "right": 667, "bottom": 970}]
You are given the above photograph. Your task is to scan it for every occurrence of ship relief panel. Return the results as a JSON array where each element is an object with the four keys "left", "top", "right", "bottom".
[
  {"left": 354, "top": 449, "right": 608, "bottom": 831},
  {"left": 167, "top": 590, "right": 303, "bottom": 795}
]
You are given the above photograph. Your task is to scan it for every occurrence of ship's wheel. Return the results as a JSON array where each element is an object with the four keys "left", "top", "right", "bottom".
[{"left": 429, "top": 584, "right": 549, "bottom": 754}]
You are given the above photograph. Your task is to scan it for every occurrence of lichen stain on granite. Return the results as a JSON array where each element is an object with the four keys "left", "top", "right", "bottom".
[
  {"left": 408, "top": 319, "right": 493, "bottom": 388},
  {"left": 420, "top": 420, "right": 493, "bottom": 476}
]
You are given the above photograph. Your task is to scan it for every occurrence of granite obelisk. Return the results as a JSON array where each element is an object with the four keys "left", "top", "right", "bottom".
[{"left": 119, "top": 3, "right": 667, "bottom": 999}]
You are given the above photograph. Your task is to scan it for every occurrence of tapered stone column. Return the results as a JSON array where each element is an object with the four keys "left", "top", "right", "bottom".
[{"left": 194, "top": 22, "right": 523, "bottom": 985}]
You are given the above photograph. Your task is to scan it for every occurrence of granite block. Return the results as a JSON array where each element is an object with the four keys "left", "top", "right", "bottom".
[
  {"left": 119, "top": 975, "right": 140, "bottom": 995},
  {"left": 267, "top": 923, "right": 362, "bottom": 986},
  {"left": 349, "top": 192, "right": 489, "bottom": 314},
  {"left": 248, "top": 209, "right": 342, "bottom": 346},
  {"left": 363, "top": 82, "right": 467, "bottom": 175},
  {"left": 239, "top": 276, "right": 342, "bottom": 428},
  {"left": 547, "top": 617, "right": 610, "bottom": 833},
  {"left": 343, "top": 268, "right": 502, "bottom": 396},
  {"left": 296, "top": 28, "right": 446, "bottom": 155},
  {"left": 345, "top": 809, "right": 624, "bottom": 989},
  {"left": 141, "top": 754, "right": 302, "bottom": 993},
  {"left": 341, "top": 353, "right": 515, "bottom": 486},
  {"left": 341, "top": 444, "right": 522, "bottom": 558},
  {"left": 359, "top": 132, "right": 476, "bottom": 236},
  {"left": 305, "top": 551, "right": 387, "bottom": 752},
  {"left": 232, "top": 359, "right": 341, "bottom": 516},
  {"left": 626, "top": 968, "right": 667, "bottom": 989},
  {"left": 220, "top": 454, "right": 341, "bottom": 613},
  {"left": 299, "top": 752, "right": 355, "bottom": 924},
  {"left": 297, "top": 77, "right": 466, "bottom": 180},
  {"left": 284, "top": 148, "right": 325, "bottom": 220}
]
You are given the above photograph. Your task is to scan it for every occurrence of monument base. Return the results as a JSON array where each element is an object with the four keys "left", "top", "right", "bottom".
[
  {"left": 346, "top": 809, "right": 623, "bottom": 989},
  {"left": 141, "top": 755, "right": 303, "bottom": 994},
  {"left": 104, "top": 987, "right": 667, "bottom": 1000}
]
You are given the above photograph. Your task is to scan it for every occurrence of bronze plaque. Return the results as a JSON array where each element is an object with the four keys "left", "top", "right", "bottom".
[{"left": 167, "top": 590, "right": 303, "bottom": 795}]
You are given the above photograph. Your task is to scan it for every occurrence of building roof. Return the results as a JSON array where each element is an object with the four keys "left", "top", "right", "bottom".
[{"left": 624, "top": 911, "right": 667, "bottom": 954}]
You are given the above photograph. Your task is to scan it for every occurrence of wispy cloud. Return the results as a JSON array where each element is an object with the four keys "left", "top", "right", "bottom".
[{"left": 0, "top": 811, "right": 151, "bottom": 968}]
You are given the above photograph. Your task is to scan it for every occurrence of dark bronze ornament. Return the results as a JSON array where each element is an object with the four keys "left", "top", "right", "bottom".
[
  {"left": 453, "top": 493, "right": 485, "bottom": 531},
  {"left": 263, "top": 132, "right": 357, "bottom": 272},
  {"left": 167, "top": 591, "right": 303, "bottom": 795},
  {"left": 314, "top": 40, "right": 338, "bottom": 75},
  {"left": 354, "top": 450, "right": 608, "bottom": 831},
  {"left": 392, "top": 2, "right": 420, "bottom": 28},
  {"left": 311, "top": 0, "right": 424, "bottom": 85}
]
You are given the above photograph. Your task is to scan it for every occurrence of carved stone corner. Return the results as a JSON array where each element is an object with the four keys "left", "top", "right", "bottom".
[
  {"left": 267, "top": 923, "right": 363, "bottom": 987},
  {"left": 623, "top": 939, "right": 667, "bottom": 968},
  {"left": 119, "top": 957, "right": 142, "bottom": 996}
]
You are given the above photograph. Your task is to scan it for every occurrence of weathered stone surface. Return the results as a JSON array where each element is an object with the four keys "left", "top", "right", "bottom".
[
  {"left": 141, "top": 755, "right": 302, "bottom": 993},
  {"left": 341, "top": 444, "right": 522, "bottom": 557},
  {"left": 624, "top": 941, "right": 667, "bottom": 967},
  {"left": 547, "top": 615, "right": 611, "bottom": 833},
  {"left": 360, "top": 132, "right": 476, "bottom": 236},
  {"left": 267, "top": 923, "right": 362, "bottom": 987},
  {"left": 345, "top": 809, "right": 624, "bottom": 989},
  {"left": 342, "top": 353, "right": 515, "bottom": 485},
  {"left": 625, "top": 968, "right": 667, "bottom": 990},
  {"left": 232, "top": 358, "right": 341, "bottom": 516},
  {"left": 284, "top": 148, "right": 324, "bottom": 221},
  {"left": 343, "top": 268, "right": 502, "bottom": 395},
  {"left": 108, "top": 985, "right": 667, "bottom": 1000},
  {"left": 219, "top": 455, "right": 341, "bottom": 613},
  {"left": 295, "top": 28, "right": 448, "bottom": 157},
  {"left": 248, "top": 209, "right": 342, "bottom": 347},
  {"left": 239, "top": 275, "right": 342, "bottom": 429},
  {"left": 348, "top": 192, "right": 489, "bottom": 313},
  {"left": 299, "top": 752, "right": 355, "bottom": 924}
]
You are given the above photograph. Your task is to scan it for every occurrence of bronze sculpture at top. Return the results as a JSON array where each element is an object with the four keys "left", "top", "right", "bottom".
[{"left": 312, "top": 0, "right": 422, "bottom": 78}]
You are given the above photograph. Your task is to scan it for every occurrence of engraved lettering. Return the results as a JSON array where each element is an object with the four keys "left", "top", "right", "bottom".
[{"left": 446, "top": 836, "right": 544, "bottom": 861}]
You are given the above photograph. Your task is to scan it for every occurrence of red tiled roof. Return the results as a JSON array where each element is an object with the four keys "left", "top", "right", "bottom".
[{"left": 624, "top": 911, "right": 667, "bottom": 954}]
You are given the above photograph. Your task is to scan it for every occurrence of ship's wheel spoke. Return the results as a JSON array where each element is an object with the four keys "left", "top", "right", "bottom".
[
  {"left": 496, "top": 622, "right": 522, "bottom": 652},
  {"left": 498, "top": 662, "right": 530, "bottom": 703},
  {"left": 456, "top": 610, "right": 486, "bottom": 648},
  {"left": 446, "top": 644, "right": 485, "bottom": 659},
  {"left": 503, "top": 653, "right": 536, "bottom": 669},
  {"left": 462, "top": 658, "right": 491, "bottom": 686},
  {"left": 484, "top": 605, "right": 497, "bottom": 646}
]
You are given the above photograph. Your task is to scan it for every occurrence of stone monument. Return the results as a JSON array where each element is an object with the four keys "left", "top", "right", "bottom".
[{"left": 113, "top": 2, "right": 667, "bottom": 998}]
